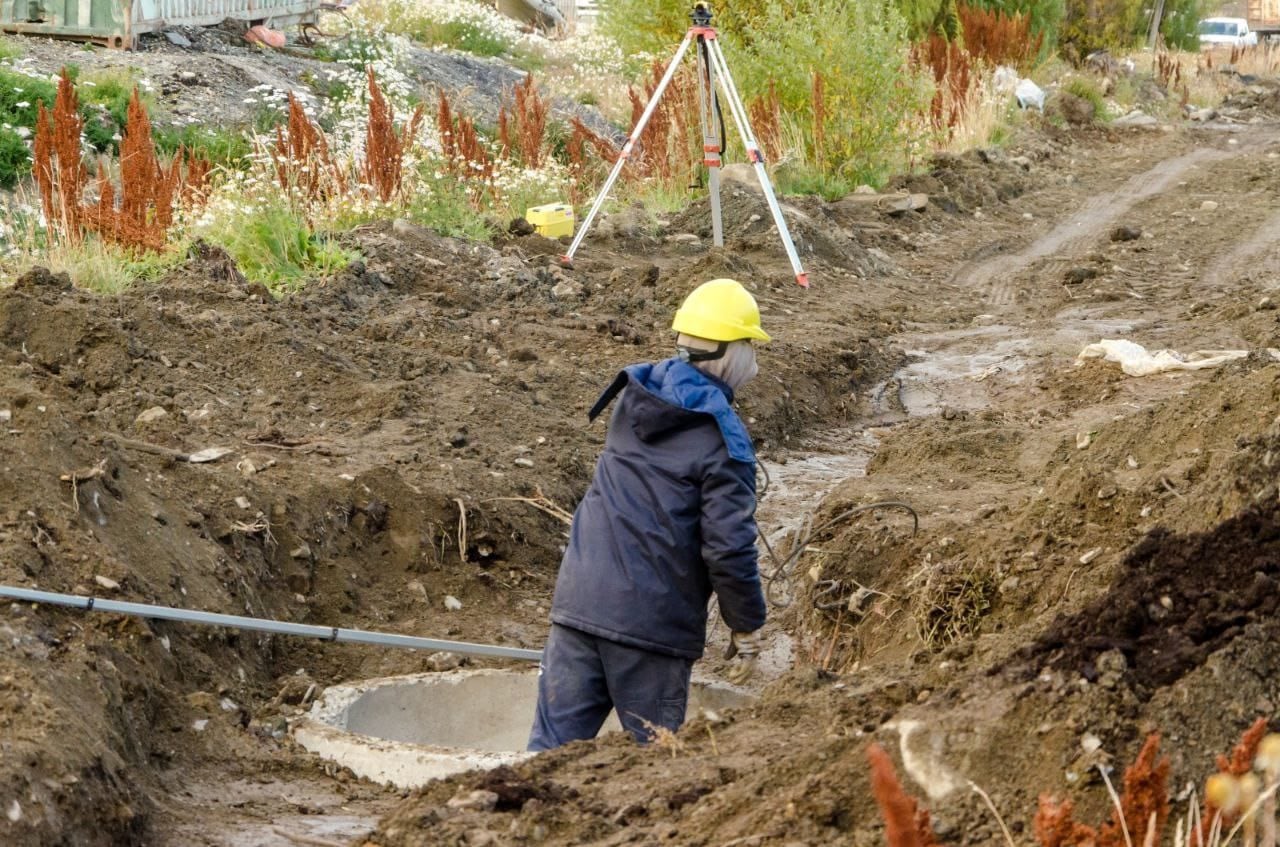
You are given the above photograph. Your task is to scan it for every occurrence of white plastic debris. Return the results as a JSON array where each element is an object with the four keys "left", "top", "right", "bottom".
[
  {"left": 444, "top": 595, "right": 463, "bottom": 611},
  {"left": 1078, "top": 339, "right": 1248, "bottom": 376},
  {"left": 993, "top": 65, "right": 1019, "bottom": 93},
  {"left": 186, "top": 447, "right": 233, "bottom": 463},
  {"left": 1015, "top": 78, "right": 1046, "bottom": 111},
  {"left": 7, "top": 799, "right": 20, "bottom": 822},
  {"left": 93, "top": 575, "right": 120, "bottom": 591},
  {"left": 192, "top": 719, "right": 209, "bottom": 732}
]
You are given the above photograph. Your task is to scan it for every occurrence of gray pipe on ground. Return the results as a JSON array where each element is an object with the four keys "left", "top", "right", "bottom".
[{"left": 0, "top": 585, "right": 543, "bottom": 662}]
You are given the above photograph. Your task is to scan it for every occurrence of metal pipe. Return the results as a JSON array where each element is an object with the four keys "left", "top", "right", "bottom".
[{"left": 0, "top": 585, "right": 543, "bottom": 662}]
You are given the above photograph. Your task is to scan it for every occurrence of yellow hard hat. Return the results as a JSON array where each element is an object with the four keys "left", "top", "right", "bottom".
[{"left": 671, "top": 278, "right": 770, "bottom": 342}]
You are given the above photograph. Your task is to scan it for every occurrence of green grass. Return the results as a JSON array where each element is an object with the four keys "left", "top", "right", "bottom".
[
  {"left": 0, "top": 128, "right": 30, "bottom": 190},
  {"left": 0, "top": 68, "right": 56, "bottom": 188},
  {"left": 0, "top": 36, "right": 22, "bottom": 61},
  {"left": 44, "top": 236, "right": 187, "bottom": 295},
  {"left": 1062, "top": 76, "right": 1107, "bottom": 123},
  {"left": 204, "top": 199, "right": 358, "bottom": 293},
  {"left": 776, "top": 164, "right": 858, "bottom": 200},
  {"left": 154, "top": 124, "right": 252, "bottom": 168},
  {"left": 77, "top": 67, "right": 156, "bottom": 152},
  {"left": 402, "top": 173, "right": 494, "bottom": 240}
]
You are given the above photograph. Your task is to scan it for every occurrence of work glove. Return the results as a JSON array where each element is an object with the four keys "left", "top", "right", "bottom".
[{"left": 724, "top": 630, "right": 763, "bottom": 685}]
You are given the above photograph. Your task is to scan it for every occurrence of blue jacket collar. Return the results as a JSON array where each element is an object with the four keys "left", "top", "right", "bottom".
[{"left": 623, "top": 358, "right": 756, "bottom": 465}]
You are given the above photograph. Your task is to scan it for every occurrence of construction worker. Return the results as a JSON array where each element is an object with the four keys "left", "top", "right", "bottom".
[{"left": 527, "top": 278, "right": 768, "bottom": 751}]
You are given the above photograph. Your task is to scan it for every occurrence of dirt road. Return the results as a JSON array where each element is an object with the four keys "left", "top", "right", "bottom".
[{"left": 2, "top": 109, "right": 1280, "bottom": 846}]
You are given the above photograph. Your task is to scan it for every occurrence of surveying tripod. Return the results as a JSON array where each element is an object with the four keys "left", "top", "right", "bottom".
[{"left": 562, "top": 2, "right": 810, "bottom": 288}]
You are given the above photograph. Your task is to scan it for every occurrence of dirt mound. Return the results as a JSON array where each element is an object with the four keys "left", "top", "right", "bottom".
[
  {"left": 664, "top": 188, "right": 882, "bottom": 278},
  {"left": 890, "top": 147, "right": 1036, "bottom": 213},
  {"left": 1027, "top": 503, "right": 1280, "bottom": 691}
]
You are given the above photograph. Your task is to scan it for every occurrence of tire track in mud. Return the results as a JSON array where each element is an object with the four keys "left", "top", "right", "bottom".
[
  {"left": 952, "top": 141, "right": 1260, "bottom": 306},
  {"left": 1201, "top": 204, "right": 1280, "bottom": 288}
]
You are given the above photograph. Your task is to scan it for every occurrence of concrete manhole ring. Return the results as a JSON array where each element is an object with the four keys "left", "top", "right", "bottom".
[{"left": 294, "top": 668, "right": 754, "bottom": 788}]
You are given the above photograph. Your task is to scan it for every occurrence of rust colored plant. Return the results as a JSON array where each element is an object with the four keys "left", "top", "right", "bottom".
[
  {"left": 626, "top": 60, "right": 696, "bottom": 186},
  {"left": 1194, "top": 718, "right": 1272, "bottom": 842},
  {"left": 1155, "top": 51, "right": 1183, "bottom": 91},
  {"left": 866, "top": 743, "right": 944, "bottom": 847},
  {"left": 497, "top": 74, "right": 548, "bottom": 169},
  {"left": 34, "top": 71, "right": 208, "bottom": 252},
  {"left": 437, "top": 88, "right": 494, "bottom": 202},
  {"left": 1034, "top": 733, "right": 1168, "bottom": 847},
  {"left": 913, "top": 35, "right": 975, "bottom": 133},
  {"left": 957, "top": 3, "right": 1042, "bottom": 70},
  {"left": 1218, "top": 717, "right": 1268, "bottom": 776},
  {"left": 1099, "top": 733, "right": 1170, "bottom": 847},
  {"left": 748, "top": 79, "right": 783, "bottom": 164},
  {"left": 33, "top": 69, "right": 86, "bottom": 241},
  {"left": 273, "top": 92, "right": 345, "bottom": 201},
  {"left": 362, "top": 68, "right": 424, "bottom": 203},
  {"left": 1034, "top": 795, "right": 1099, "bottom": 847},
  {"left": 566, "top": 117, "right": 618, "bottom": 205}
]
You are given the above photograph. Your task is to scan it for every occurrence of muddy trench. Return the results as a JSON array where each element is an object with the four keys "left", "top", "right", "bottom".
[{"left": 4, "top": 115, "right": 1280, "bottom": 847}]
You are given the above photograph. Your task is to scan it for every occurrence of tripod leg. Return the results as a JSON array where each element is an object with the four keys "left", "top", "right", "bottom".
[
  {"left": 562, "top": 32, "right": 695, "bottom": 266},
  {"left": 696, "top": 37, "right": 724, "bottom": 247},
  {"left": 704, "top": 39, "right": 809, "bottom": 288}
]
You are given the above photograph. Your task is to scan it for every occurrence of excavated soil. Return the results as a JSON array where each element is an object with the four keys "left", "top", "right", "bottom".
[{"left": 4, "top": 82, "right": 1280, "bottom": 847}]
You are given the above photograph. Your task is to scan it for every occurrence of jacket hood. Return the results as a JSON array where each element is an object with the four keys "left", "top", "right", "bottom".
[{"left": 621, "top": 358, "right": 755, "bottom": 464}]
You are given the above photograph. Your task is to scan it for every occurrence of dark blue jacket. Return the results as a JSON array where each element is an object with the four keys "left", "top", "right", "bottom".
[{"left": 550, "top": 358, "right": 767, "bottom": 659}]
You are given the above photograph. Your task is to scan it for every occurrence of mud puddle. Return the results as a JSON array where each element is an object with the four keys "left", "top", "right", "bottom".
[{"left": 156, "top": 773, "right": 396, "bottom": 847}]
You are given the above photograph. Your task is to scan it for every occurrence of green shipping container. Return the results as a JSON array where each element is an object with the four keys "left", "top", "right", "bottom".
[{"left": 0, "top": 0, "right": 320, "bottom": 48}]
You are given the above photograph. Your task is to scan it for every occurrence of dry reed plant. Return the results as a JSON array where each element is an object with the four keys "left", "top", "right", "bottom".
[
  {"left": 498, "top": 74, "right": 548, "bottom": 168},
  {"left": 437, "top": 88, "right": 494, "bottom": 202},
  {"left": 273, "top": 92, "right": 347, "bottom": 200},
  {"left": 362, "top": 67, "right": 424, "bottom": 203},
  {"left": 33, "top": 70, "right": 86, "bottom": 241},
  {"left": 626, "top": 60, "right": 697, "bottom": 186},
  {"left": 566, "top": 117, "right": 617, "bottom": 204},
  {"left": 1226, "top": 42, "right": 1280, "bottom": 77},
  {"left": 34, "top": 70, "right": 209, "bottom": 252},
  {"left": 956, "top": 3, "right": 1042, "bottom": 70},
  {"left": 748, "top": 79, "right": 783, "bottom": 163}
]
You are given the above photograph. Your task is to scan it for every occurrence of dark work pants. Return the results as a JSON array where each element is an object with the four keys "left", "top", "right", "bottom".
[{"left": 527, "top": 623, "right": 694, "bottom": 752}]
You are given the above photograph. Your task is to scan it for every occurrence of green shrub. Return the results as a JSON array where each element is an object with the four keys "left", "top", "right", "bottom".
[
  {"left": 727, "top": 0, "right": 932, "bottom": 190},
  {"left": 204, "top": 198, "right": 357, "bottom": 292},
  {"left": 403, "top": 170, "right": 494, "bottom": 240},
  {"left": 964, "top": 0, "right": 1064, "bottom": 48},
  {"left": 0, "top": 127, "right": 30, "bottom": 190},
  {"left": 1062, "top": 76, "right": 1105, "bottom": 120},
  {"left": 154, "top": 124, "right": 252, "bottom": 168},
  {"left": 77, "top": 67, "right": 155, "bottom": 152},
  {"left": 0, "top": 68, "right": 57, "bottom": 130},
  {"left": 0, "top": 69, "right": 56, "bottom": 187},
  {"left": 1159, "top": 0, "right": 1208, "bottom": 50}
]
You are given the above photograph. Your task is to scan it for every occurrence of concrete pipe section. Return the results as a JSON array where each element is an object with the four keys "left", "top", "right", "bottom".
[{"left": 293, "top": 669, "right": 755, "bottom": 788}]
